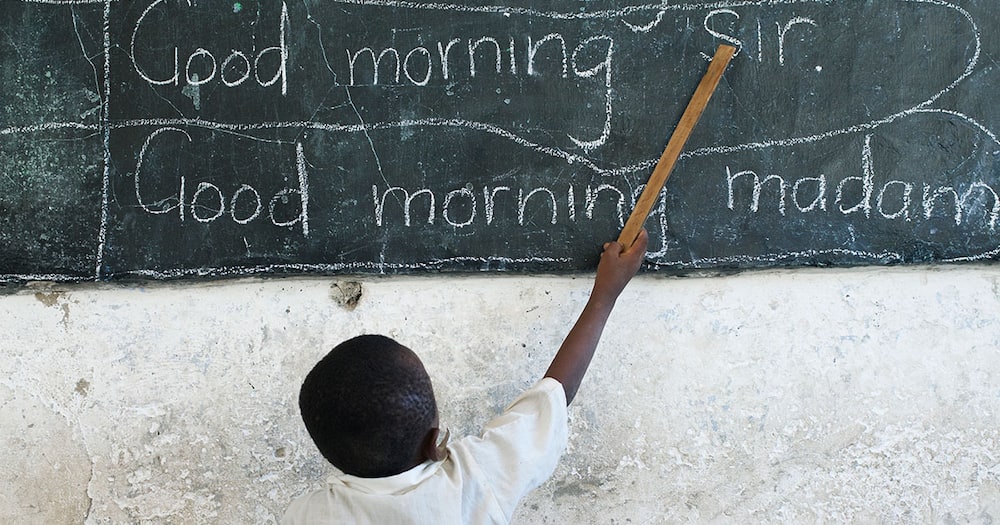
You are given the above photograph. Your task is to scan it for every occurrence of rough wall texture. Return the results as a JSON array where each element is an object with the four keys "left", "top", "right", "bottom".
[{"left": 2, "top": 267, "right": 999, "bottom": 523}]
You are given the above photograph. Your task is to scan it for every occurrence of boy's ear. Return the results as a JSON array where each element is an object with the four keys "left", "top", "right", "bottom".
[{"left": 421, "top": 427, "right": 448, "bottom": 462}]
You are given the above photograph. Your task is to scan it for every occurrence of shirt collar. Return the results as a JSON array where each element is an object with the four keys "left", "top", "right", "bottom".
[{"left": 327, "top": 456, "right": 445, "bottom": 495}]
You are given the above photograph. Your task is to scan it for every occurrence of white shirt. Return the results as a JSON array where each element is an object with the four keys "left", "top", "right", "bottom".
[{"left": 282, "top": 377, "right": 569, "bottom": 525}]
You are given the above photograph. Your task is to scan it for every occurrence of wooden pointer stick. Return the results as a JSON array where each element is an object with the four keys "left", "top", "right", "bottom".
[{"left": 617, "top": 44, "right": 736, "bottom": 249}]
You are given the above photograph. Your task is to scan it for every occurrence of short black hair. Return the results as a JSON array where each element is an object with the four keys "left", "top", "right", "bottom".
[{"left": 298, "top": 334, "right": 438, "bottom": 478}]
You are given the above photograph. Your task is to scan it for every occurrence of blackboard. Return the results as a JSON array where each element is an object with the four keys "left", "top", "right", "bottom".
[{"left": 2, "top": 0, "right": 999, "bottom": 281}]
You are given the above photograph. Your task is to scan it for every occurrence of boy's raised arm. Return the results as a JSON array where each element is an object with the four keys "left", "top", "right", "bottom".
[{"left": 544, "top": 229, "right": 648, "bottom": 404}]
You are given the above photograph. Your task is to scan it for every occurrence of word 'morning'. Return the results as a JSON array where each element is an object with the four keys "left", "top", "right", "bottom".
[
  {"left": 343, "top": 32, "right": 614, "bottom": 149},
  {"left": 343, "top": 33, "right": 612, "bottom": 87},
  {"left": 372, "top": 182, "right": 645, "bottom": 229}
]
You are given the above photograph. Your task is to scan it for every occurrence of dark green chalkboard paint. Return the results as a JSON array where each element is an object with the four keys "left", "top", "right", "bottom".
[{"left": 2, "top": 0, "right": 999, "bottom": 281}]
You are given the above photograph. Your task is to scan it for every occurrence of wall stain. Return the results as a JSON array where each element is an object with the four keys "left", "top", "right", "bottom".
[
  {"left": 75, "top": 378, "right": 90, "bottom": 397},
  {"left": 34, "top": 291, "right": 62, "bottom": 307},
  {"left": 34, "top": 291, "right": 72, "bottom": 325},
  {"left": 330, "top": 282, "right": 363, "bottom": 310},
  {"left": 552, "top": 479, "right": 604, "bottom": 499}
]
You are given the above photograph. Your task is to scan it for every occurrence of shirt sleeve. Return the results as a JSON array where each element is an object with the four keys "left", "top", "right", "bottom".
[{"left": 452, "top": 377, "right": 569, "bottom": 522}]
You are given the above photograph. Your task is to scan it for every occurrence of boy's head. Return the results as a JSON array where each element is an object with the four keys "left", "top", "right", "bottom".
[{"left": 299, "top": 334, "right": 440, "bottom": 478}]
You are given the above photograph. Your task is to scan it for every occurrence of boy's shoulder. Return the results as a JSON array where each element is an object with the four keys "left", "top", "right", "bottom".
[{"left": 282, "top": 378, "right": 569, "bottom": 524}]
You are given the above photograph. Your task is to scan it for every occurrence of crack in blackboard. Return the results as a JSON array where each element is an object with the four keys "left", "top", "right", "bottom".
[
  {"left": 346, "top": 89, "right": 391, "bottom": 194},
  {"left": 72, "top": 8, "right": 101, "bottom": 104},
  {"left": 305, "top": 0, "right": 400, "bottom": 210}
]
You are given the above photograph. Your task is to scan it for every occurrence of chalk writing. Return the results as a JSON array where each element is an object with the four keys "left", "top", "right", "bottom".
[
  {"left": 131, "top": 127, "right": 309, "bottom": 235},
  {"left": 727, "top": 135, "right": 1000, "bottom": 230},
  {"left": 130, "top": 0, "right": 289, "bottom": 94},
  {"left": 703, "top": 9, "right": 818, "bottom": 64},
  {"left": 371, "top": 182, "right": 633, "bottom": 228},
  {"left": 1, "top": 0, "right": 999, "bottom": 281}
]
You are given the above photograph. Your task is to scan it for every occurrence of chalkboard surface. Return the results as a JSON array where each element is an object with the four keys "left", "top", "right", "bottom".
[{"left": 2, "top": 0, "right": 999, "bottom": 281}]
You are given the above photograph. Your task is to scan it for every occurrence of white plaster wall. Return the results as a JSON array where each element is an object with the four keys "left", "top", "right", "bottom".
[{"left": 2, "top": 266, "right": 999, "bottom": 523}]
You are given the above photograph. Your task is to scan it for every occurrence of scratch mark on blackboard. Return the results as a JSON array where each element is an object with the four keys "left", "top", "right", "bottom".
[{"left": 0, "top": 26, "right": 23, "bottom": 59}]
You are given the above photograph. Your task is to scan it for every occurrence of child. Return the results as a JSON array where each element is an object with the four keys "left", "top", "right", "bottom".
[{"left": 283, "top": 230, "right": 649, "bottom": 524}]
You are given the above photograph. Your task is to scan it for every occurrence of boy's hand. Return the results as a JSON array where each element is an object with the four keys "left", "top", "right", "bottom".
[{"left": 593, "top": 229, "right": 648, "bottom": 302}]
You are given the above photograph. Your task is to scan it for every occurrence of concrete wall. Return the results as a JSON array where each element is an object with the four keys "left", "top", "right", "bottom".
[{"left": 2, "top": 265, "right": 999, "bottom": 523}]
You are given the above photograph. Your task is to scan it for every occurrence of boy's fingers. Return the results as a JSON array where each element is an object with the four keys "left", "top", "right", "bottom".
[
  {"left": 623, "top": 229, "right": 649, "bottom": 255},
  {"left": 603, "top": 229, "right": 647, "bottom": 259},
  {"left": 633, "top": 229, "right": 649, "bottom": 251}
]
